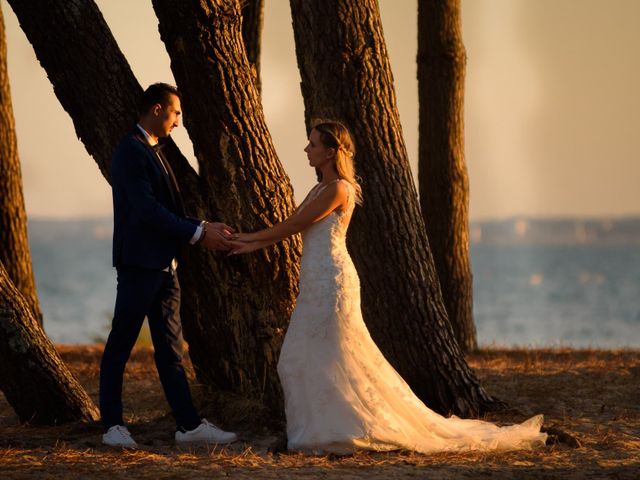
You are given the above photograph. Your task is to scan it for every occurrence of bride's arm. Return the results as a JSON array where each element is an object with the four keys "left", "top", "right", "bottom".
[{"left": 230, "top": 182, "right": 348, "bottom": 252}]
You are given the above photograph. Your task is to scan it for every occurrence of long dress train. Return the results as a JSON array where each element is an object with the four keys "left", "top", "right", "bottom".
[{"left": 277, "top": 179, "right": 547, "bottom": 454}]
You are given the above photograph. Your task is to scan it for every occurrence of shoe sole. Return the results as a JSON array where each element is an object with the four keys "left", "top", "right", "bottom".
[
  {"left": 102, "top": 441, "right": 138, "bottom": 449},
  {"left": 175, "top": 436, "right": 238, "bottom": 446}
]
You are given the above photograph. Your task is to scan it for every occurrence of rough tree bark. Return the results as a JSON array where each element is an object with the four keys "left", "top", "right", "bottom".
[
  {"left": 5, "top": 0, "right": 192, "bottom": 186},
  {"left": 9, "top": 0, "right": 297, "bottom": 414},
  {"left": 289, "top": 0, "right": 499, "bottom": 416},
  {"left": 0, "top": 3, "right": 41, "bottom": 324},
  {"left": 418, "top": 0, "right": 476, "bottom": 352},
  {"left": 152, "top": 0, "right": 299, "bottom": 412},
  {"left": 0, "top": 262, "right": 99, "bottom": 424},
  {"left": 241, "top": 0, "right": 264, "bottom": 92}
]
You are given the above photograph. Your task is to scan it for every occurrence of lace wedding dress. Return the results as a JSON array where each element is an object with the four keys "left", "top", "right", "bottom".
[{"left": 277, "top": 179, "right": 547, "bottom": 454}]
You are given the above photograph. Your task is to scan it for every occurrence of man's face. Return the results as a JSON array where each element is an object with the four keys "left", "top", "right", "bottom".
[{"left": 152, "top": 93, "right": 181, "bottom": 138}]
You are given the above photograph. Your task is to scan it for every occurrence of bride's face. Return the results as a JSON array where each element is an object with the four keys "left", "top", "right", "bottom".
[{"left": 304, "top": 129, "right": 335, "bottom": 169}]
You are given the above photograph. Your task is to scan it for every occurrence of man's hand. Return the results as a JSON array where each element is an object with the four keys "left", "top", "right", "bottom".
[
  {"left": 200, "top": 222, "right": 235, "bottom": 251},
  {"left": 208, "top": 222, "right": 235, "bottom": 238}
]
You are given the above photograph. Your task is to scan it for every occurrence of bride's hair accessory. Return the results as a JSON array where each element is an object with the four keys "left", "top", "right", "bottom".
[{"left": 338, "top": 144, "right": 354, "bottom": 158}]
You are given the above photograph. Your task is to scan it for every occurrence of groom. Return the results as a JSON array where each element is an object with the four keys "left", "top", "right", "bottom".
[{"left": 100, "top": 83, "right": 237, "bottom": 448}]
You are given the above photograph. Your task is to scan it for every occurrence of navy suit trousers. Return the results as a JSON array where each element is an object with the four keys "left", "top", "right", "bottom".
[{"left": 99, "top": 267, "right": 201, "bottom": 431}]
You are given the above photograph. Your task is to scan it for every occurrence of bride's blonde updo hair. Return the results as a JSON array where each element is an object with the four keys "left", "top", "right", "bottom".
[{"left": 312, "top": 120, "right": 363, "bottom": 204}]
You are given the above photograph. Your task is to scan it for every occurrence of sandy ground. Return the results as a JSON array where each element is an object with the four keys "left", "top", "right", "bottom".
[{"left": 1, "top": 345, "right": 639, "bottom": 479}]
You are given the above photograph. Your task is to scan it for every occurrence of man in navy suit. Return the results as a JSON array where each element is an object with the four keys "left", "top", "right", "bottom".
[{"left": 100, "top": 83, "right": 237, "bottom": 448}]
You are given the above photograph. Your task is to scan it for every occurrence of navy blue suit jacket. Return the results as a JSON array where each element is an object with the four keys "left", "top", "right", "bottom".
[{"left": 111, "top": 129, "right": 200, "bottom": 270}]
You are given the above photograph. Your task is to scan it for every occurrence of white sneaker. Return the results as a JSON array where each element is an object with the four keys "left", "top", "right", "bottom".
[
  {"left": 102, "top": 425, "right": 138, "bottom": 448},
  {"left": 175, "top": 419, "right": 238, "bottom": 445}
]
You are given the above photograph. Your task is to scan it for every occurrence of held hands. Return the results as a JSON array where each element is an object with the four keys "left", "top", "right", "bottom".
[
  {"left": 200, "top": 222, "right": 235, "bottom": 251},
  {"left": 226, "top": 232, "right": 266, "bottom": 256},
  {"left": 198, "top": 223, "right": 266, "bottom": 255}
]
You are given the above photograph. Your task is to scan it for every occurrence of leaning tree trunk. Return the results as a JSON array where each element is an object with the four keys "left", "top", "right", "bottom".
[
  {"left": 0, "top": 262, "right": 99, "bottom": 424},
  {"left": 152, "top": 0, "right": 299, "bottom": 413},
  {"left": 0, "top": 3, "right": 41, "bottom": 324},
  {"left": 9, "top": 0, "right": 298, "bottom": 415},
  {"left": 5, "top": 0, "right": 194, "bottom": 187},
  {"left": 241, "top": 0, "right": 264, "bottom": 93},
  {"left": 290, "top": 0, "right": 499, "bottom": 416},
  {"left": 418, "top": 0, "right": 476, "bottom": 352}
]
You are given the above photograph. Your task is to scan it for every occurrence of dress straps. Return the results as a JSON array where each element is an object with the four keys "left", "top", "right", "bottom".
[{"left": 299, "top": 178, "right": 354, "bottom": 215}]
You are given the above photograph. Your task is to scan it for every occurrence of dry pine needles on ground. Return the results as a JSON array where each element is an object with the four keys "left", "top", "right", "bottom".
[{"left": 1, "top": 345, "right": 639, "bottom": 479}]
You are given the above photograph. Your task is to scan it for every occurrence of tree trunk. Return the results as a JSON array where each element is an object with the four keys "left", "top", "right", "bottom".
[
  {"left": 152, "top": 0, "right": 299, "bottom": 413},
  {"left": 5, "top": 0, "right": 198, "bottom": 188},
  {"left": 241, "top": 0, "right": 264, "bottom": 93},
  {"left": 289, "top": 0, "right": 499, "bottom": 416},
  {"left": 9, "top": 0, "right": 297, "bottom": 415},
  {"left": 0, "top": 3, "right": 41, "bottom": 324},
  {"left": 418, "top": 0, "right": 476, "bottom": 352},
  {"left": 0, "top": 262, "right": 99, "bottom": 424}
]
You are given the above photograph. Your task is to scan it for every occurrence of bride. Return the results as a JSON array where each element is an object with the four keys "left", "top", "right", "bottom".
[{"left": 229, "top": 121, "right": 547, "bottom": 454}]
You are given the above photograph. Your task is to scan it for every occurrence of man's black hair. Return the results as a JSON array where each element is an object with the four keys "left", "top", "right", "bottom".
[{"left": 139, "top": 83, "right": 181, "bottom": 115}]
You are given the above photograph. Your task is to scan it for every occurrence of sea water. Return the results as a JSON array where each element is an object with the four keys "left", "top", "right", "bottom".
[{"left": 27, "top": 218, "right": 640, "bottom": 347}]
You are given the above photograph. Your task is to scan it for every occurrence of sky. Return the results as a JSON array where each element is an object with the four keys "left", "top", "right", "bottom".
[{"left": 2, "top": 0, "right": 639, "bottom": 220}]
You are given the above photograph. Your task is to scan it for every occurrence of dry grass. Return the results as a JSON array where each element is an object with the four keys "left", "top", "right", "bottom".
[{"left": 1, "top": 345, "right": 639, "bottom": 479}]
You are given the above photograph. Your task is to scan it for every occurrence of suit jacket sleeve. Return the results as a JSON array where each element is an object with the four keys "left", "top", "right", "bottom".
[{"left": 111, "top": 141, "right": 199, "bottom": 242}]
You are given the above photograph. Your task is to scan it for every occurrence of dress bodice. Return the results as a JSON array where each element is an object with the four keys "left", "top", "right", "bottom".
[{"left": 296, "top": 179, "right": 356, "bottom": 275}]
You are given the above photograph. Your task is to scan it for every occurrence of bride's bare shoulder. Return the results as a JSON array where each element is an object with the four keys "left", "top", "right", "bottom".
[{"left": 320, "top": 179, "right": 349, "bottom": 199}]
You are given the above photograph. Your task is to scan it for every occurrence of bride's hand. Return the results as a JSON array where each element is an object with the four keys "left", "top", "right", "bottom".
[
  {"left": 227, "top": 240, "right": 264, "bottom": 255},
  {"left": 230, "top": 232, "right": 255, "bottom": 242}
]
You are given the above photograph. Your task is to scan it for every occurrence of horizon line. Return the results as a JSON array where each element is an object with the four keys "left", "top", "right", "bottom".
[{"left": 26, "top": 213, "right": 640, "bottom": 223}]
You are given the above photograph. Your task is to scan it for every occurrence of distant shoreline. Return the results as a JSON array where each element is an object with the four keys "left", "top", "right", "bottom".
[
  {"left": 52, "top": 342, "right": 640, "bottom": 352},
  {"left": 26, "top": 214, "right": 640, "bottom": 222}
]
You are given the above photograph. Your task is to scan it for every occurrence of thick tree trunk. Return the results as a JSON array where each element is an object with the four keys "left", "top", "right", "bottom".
[
  {"left": 152, "top": 0, "right": 299, "bottom": 413},
  {"left": 241, "top": 0, "right": 264, "bottom": 93},
  {"left": 9, "top": 0, "right": 297, "bottom": 416},
  {"left": 418, "top": 0, "right": 476, "bottom": 352},
  {"left": 0, "top": 3, "right": 41, "bottom": 324},
  {"left": 0, "top": 262, "right": 99, "bottom": 424},
  {"left": 6, "top": 0, "right": 142, "bottom": 182},
  {"left": 6, "top": 0, "right": 203, "bottom": 200},
  {"left": 289, "top": 0, "right": 499, "bottom": 416}
]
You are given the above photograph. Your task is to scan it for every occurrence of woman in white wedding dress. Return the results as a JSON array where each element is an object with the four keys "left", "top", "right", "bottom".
[{"left": 229, "top": 121, "right": 547, "bottom": 454}]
